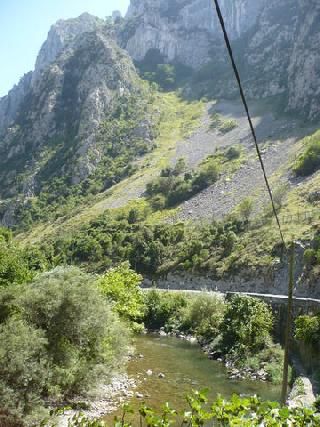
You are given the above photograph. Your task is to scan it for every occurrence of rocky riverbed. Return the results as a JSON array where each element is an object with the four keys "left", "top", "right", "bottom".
[{"left": 57, "top": 374, "right": 138, "bottom": 426}]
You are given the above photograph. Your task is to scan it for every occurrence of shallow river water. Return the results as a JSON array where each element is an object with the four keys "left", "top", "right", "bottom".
[{"left": 104, "top": 334, "right": 281, "bottom": 424}]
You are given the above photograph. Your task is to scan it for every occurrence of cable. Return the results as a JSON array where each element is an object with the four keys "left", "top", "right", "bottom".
[{"left": 212, "top": 0, "right": 286, "bottom": 248}]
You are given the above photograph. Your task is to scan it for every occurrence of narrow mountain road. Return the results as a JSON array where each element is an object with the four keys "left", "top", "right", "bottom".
[{"left": 142, "top": 288, "right": 320, "bottom": 307}]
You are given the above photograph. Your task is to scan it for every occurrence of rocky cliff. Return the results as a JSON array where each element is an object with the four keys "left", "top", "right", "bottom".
[
  {"left": 122, "top": 0, "right": 320, "bottom": 120},
  {"left": 0, "top": 13, "right": 104, "bottom": 137},
  {"left": 124, "top": 0, "right": 267, "bottom": 69}
]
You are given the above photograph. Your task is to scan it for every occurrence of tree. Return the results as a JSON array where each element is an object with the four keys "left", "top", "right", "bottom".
[
  {"left": 221, "top": 295, "right": 273, "bottom": 355},
  {"left": 19, "top": 266, "right": 129, "bottom": 396},
  {"left": 98, "top": 262, "right": 144, "bottom": 323},
  {"left": 0, "top": 240, "right": 32, "bottom": 287}
]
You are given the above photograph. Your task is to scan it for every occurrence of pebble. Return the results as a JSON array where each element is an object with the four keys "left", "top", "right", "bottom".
[
  {"left": 136, "top": 392, "right": 144, "bottom": 399},
  {"left": 158, "top": 373, "right": 165, "bottom": 379},
  {"left": 146, "top": 369, "right": 153, "bottom": 376}
]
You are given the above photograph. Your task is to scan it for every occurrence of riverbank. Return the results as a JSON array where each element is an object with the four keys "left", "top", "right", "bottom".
[
  {"left": 57, "top": 374, "right": 138, "bottom": 426},
  {"left": 157, "top": 328, "right": 270, "bottom": 382}
]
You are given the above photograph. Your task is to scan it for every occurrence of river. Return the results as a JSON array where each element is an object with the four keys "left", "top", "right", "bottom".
[{"left": 104, "top": 334, "right": 281, "bottom": 424}]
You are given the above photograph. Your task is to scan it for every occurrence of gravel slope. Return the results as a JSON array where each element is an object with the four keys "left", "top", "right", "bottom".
[{"left": 172, "top": 100, "right": 313, "bottom": 221}]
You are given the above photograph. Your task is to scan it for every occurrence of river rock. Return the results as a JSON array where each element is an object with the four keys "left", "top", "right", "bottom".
[
  {"left": 146, "top": 369, "right": 153, "bottom": 376},
  {"left": 158, "top": 373, "right": 165, "bottom": 378},
  {"left": 136, "top": 392, "right": 144, "bottom": 399}
]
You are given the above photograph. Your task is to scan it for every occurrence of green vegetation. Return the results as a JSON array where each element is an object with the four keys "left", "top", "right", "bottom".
[
  {"left": 294, "top": 131, "right": 320, "bottom": 176},
  {"left": 28, "top": 211, "right": 251, "bottom": 278},
  {"left": 0, "top": 227, "right": 36, "bottom": 287},
  {"left": 98, "top": 262, "right": 145, "bottom": 326},
  {"left": 146, "top": 156, "right": 220, "bottom": 208},
  {"left": 136, "top": 48, "right": 193, "bottom": 90},
  {"left": 142, "top": 291, "right": 284, "bottom": 383},
  {"left": 210, "top": 112, "right": 238, "bottom": 134},
  {"left": 0, "top": 267, "right": 129, "bottom": 423},
  {"left": 295, "top": 314, "right": 320, "bottom": 347},
  {"left": 11, "top": 85, "right": 159, "bottom": 231},
  {"left": 238, "top": 197, "right": 254, "bottom": 222},
  {"left": 62, "top": 390, "right": 320, "bottom": 426},
  {"left": 221, "top": 294, "right": 273, "bottom": 355}
]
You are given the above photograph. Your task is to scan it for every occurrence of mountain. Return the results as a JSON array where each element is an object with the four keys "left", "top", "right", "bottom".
[
  {"left": 0, "top": 1, "right": 320, "bottom": 293},
  {"left": 121, "top": 0, "right": 320, "bottom": 120},
  {"left": 0, "top": 13, "right": 156, "bottom": 226}
]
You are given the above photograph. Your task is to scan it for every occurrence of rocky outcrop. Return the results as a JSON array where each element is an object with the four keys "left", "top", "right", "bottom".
[
  {"left": 124, "top": 0, "right": 267, "bottom": 68},
  {"left": 286, "top": 1, "right": 320, "bottom": 120},
  {"left": 0, "top": 14, "right": 103, "bottom": 137},
  {"left": 0, "top": 72, "right": 32, "bottom": 136},
  {"left": 32, "top": 13, "right": 104, "bottom": 83},
  {"left": 123, "top": 0, "right": 320, "bottom": 120}
]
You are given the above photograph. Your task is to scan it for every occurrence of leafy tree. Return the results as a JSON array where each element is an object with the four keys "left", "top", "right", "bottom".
[
  {"left": 221, "top": 295, "right": 273, "bottom": 356},
  {"left": 0, "top": 239, "right": 32, "bottom": 287},
  {"left": 180, "top": 294, "right": 226, "bottom": 340},
  {"left": 294, "top": 131, "right": 320, "bottom": 176},
  {"left": 143, "top": 289, "right": 188, "bottom": 330},
  {"left": 98, "top": 262, "right": 144, "bottom": 323},
  {"left": 295, "top": 314, "right": 320, "bottom": 347}
]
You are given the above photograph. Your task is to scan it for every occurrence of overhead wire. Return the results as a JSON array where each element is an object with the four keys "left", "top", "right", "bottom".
[{"left": 212, "top": 0, "right": 287, "bottom": 249}]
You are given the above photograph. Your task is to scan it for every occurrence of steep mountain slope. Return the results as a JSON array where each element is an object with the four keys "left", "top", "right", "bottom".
[
  {"left": 1, "top": 2, "right": 320, "bottom": 297},
  {"left": 0, "top": 14, "right": 156, "bottom": 227}
]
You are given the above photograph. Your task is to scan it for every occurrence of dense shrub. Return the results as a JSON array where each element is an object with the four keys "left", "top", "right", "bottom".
[
  {"left": 146, "top": 156, "right": 220, "bottom": 208},
  {"left": 0, "top": 238, "right": 32, "bottom": 287},
  {"left": 180, "top": 293, "right": 226, "bottom": 341},
  {"left": 225, "top": 145, "right": 241, "bottom": 160},
  {"left": 137, "top": 49, "right": 193, "bottom": 90},
  {"left": 210, "top": 113, "right": 237, "bottom": 134},
  {"left": 98, "top": 262, "right": 144, "bottom": 324},
  {"left": 294, "top": 131, "right": 320, "bottom": 176},
  {"left": 0, "top": 318, "right": 48, "bottom": 422},
  {"left": 19, "top": 267, "right": 129, "bottom": 397},
  {"left": 295, "top": 314, "right": 320, "bottom": 347},
  {"left": 35, "top": 212, "right": 248, "bottom": 278},
  {"left": 0, "top": 266, "right": 130, "bottom": 423},
  {"left": 143, "top": 289, "right": 188, "bottom": 330},
  {"left": 221, "top": 295, "right": 273, "bottom": 356}
]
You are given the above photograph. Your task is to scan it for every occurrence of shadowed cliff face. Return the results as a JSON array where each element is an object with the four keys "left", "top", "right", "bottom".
[
  {"left": 124, "top": 0, "right": 267, "bottom": 68},
  {"left": 123, "top": 0, "right": 320, "bottom": 121}
]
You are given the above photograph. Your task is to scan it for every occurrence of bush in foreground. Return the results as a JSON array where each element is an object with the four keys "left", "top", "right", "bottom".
[
  {"left": 54, "top": 391, "right": 320, "bottom": 426},
  {"left": 0, "top": 267, "right": 129, "bottom": 423}
]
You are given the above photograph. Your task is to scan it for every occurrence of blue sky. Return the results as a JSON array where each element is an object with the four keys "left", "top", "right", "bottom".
[{"left": 0, "top": 0, "right": 130, "bottom": 97}]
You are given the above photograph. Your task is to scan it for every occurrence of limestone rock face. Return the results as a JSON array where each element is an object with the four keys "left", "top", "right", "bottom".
[
  {"left": 286, "top": 1, "right": 320, "bottom": 120},
  {"left": 0, "top": 18, "right": 140, "bottom": 201},
  {"left": 124, "top": 0, "right": 267, "bottom": 68},
  {"left": 32, "top": 13, "right": 104, "bottom": 83},
  {"left": 0, "top": 72, "right": 32, "bottom": 136},
  {"left": 123, "top": 0, "right": 320, "bottom": 120},
  {"left": 0, "top": 13, "right": 103, "bottom": 137}
]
